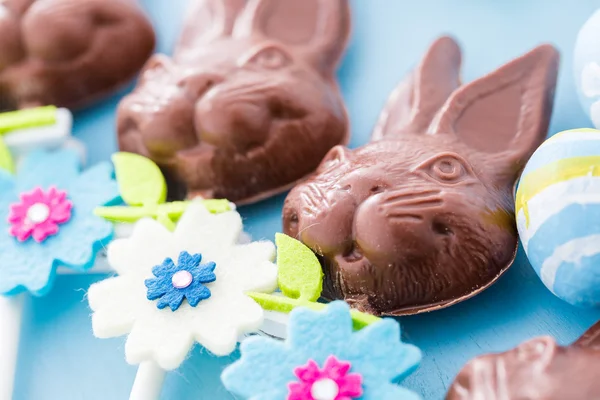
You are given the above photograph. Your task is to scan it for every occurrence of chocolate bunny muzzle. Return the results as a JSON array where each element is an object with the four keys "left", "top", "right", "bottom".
[
  {"left": 117, "top": 0, "right": 351, "bottom": 204},
  {"left": 283, "top": 37, "right": 560, "bottom": 316}
]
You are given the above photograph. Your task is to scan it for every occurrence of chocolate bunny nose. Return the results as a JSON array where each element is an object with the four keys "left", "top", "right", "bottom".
[
  {"left": 117, "top": 94, "right": 198, "bottom": 159},
  {"left": 354, "top": 193, "right": 445, "bottom": 265},
  {"left": 286, "top": 187, "right": 356, "bottom": 257},
  {"left": 195, "top": 94, "right": 271, "bottom": 153}
]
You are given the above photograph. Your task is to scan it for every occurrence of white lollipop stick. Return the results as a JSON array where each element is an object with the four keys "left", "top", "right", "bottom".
[
  {"left": 0, "top": 107, "right": 80, "bottom": 400},
  {"left": 129, "top": 331, "right": 262, "bottom": 400},
  {"left": 129, "top": 362, "right": 166, "bottom": 400},
  {"left": 0, "top": 294, "right": 24, "bottom": 400}
]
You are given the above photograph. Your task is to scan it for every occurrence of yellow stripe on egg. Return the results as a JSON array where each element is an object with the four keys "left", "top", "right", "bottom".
[{"left": 517, "top": 155, "right": 600, "bottom": 226}]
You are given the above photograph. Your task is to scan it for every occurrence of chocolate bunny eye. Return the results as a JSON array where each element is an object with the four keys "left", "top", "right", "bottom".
[
  {"left": 243, "top": 45, "right": 292, "bottom": 69},
  {"left": 415, "top": 153, "right": 473, "bottom": 184}
]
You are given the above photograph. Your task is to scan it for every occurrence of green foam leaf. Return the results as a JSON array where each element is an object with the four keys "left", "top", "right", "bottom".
[
  {"left": 247, "top": 292, "right": 299, "bottom": 314},
  {"left": 349, "top": 309, "right": 382, "bottom": 330},
  {"left": 0, "top": 106, "right": 57, "bottom": 135},
  {"left": 247, "top": 292, "right": 381, "bottom": 330},
  {"left": 201, "top": 199, "right": 231, "bottom": 214},
  {"left": 275, "top": 233, "right": 323, "bottom": 302},
  {"left": 94, "top": 205, "right": 155, "bottom": 222},
  {"left": 94, "top": 200, "right": 231, "bottom": 224},
  {"left": 112, "top": 152, "right": 167, "bottom": 207},
  {"left": 0, "top": 137, "right": 14, "bottom": 174},
  {"left": 156, "top": 211, "right": 176, "bottom": 231}
]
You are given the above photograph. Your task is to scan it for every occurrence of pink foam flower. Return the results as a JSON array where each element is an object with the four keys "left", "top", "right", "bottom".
[
  {"left": 8, "top": 186, "right": 72, "bottom": 243},
  {"left": 288, "top": 355, "right": 363, "bottom": 400}
]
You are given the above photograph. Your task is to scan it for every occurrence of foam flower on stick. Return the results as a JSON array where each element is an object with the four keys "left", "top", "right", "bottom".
[
  {"left": 222, "top": 301, "right": 422, "bottom": 400},
  {"left": 0, "top": 148, "right": 119, "bottom": 295},
  {"left": 87, "top": 201, "right": 278, "bottom": 399},
  {"left": 0, "top": 144, "right": 119, "bottom": 400}
]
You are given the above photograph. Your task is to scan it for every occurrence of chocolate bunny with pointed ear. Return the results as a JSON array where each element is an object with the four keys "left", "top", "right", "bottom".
[
  {"left": 117, "top": 0, "right": 351, "bottom": 204},
  {"left": 0, "top": 0, "right": 155, "bottom": 110},
  {"left": 283, "top": 37, "right": 559, "bottom": 316},
  {"left": 446, "top": 321, "right": 600, "bottom": 400}
]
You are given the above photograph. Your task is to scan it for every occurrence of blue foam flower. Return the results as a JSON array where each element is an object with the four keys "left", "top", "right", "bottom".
[
  {"left": 0, "top": 148, "right": 119, "bottom": 296},
  {"left": 145, "top": 251, "right": 217, "bottom": 311},
  {"left": 222, "top": 301, "right": 422, "bottom": 400}
]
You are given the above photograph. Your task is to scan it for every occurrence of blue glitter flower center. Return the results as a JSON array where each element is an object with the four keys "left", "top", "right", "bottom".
[{"left": 144, "top": 251, "right": 217, "bottom": 311}]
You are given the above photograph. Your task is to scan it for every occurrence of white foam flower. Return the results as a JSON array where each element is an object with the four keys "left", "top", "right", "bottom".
[{"left": 87, "top": 201, "right": 278, "bottom": 370}]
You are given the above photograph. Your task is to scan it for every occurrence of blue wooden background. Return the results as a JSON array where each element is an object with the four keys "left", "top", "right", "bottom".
[{"left": 14, "top": 1, "right": 600, "bottom": 399}]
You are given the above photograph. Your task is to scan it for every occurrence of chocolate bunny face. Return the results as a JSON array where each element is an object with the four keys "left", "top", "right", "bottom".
[
  {"left": 118, "top": 0, "right": 350, "bottom": 203},
  {"left": 283, "top": 37, "right": 559, "bottom": 315},
  {"left": 0, "top": 0, "right": 155, "bottom": 110},
  {"left": 447, "top": 322, "right": 600, "bottom": 400}
]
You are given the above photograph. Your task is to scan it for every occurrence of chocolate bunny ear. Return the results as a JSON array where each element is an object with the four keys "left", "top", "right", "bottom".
[
  {"left": 429, "top": 44, "right": 559, "bottom": 186},
  {"left": 372, "top": 36, "right": 462, "bottom": 140},
  {"left": 175, "top": 0, "right": 246, "bottom": 57},
  {"left": 234, "top": 0, "right": 351, "bottom": 75},
  {"left": 574, "top": 322, "right": 600, "bottom": 350}
]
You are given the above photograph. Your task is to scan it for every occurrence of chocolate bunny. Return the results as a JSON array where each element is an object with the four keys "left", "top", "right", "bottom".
[
  {"left": 117, "top": 0, "right": 350, "bottom": 204},
  {"left": 447, "top": 322, "right": 600, "bottom": 399},
  {"left": 283, "top": 37, "right": 559, "bottom": 315},
  {"left": 0, "top": 0, "right": 155, "bottom": 110}
]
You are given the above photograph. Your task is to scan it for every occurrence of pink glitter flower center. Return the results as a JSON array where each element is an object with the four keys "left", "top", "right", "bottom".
[
  {"left": 7, "top": 186, "right": 73, "bottom": 243},
  {"left": 288, "top": 355, "right": 363, "bottom": 400}
]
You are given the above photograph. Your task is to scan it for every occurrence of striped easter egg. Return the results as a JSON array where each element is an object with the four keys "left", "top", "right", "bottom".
[{"left": 516, "top": 128, "right": 600, "bottom": 307}]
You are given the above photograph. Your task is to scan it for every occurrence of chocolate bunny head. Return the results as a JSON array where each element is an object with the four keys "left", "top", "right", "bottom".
[
  {"left": 446, "top": 322, "right": 600, "bottom": 400},
  {"left": 283, "top": 37, "right": 559, "bottom": 315},
  {"left": 117, "top": 0, "right": 351, "bottom": 203},
  {"left": 0, "top": 0, "right": 155, "bottom": 110}
]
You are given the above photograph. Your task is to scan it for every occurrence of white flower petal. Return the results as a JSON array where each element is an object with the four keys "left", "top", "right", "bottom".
[
  {"left": 218, "top": 242, "right": 278, "bottom": 292},
  {"left": 129, "top": 217, "right": 173, "bottom": 247},
  {"left": 234, "top": 241, "right": 277, "bottom": 265},
  {"left": 105, "top": 239, "right": 138, "bottom": 275},
  {"left": 122, "top": 291, "right": 261, "bottom": 367},
  {"left": 88, "top": 276, "right": 147, "bottom": 338},
  {"left": 189, "top": 292, "right": 265, "bottom": 356},
  {"left": 108, "top": 218, "right": 177, "bottom": 277},
  {"left": 125, "top": 317, "right": 195, "bottom": 370},
  {"left": 175, "top": 202, "right": 242, "bottom": 250}
]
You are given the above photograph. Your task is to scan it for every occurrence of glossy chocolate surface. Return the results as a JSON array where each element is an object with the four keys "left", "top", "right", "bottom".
[
  {"left": 117, "top": 0, "right": 351, "bottom": 204},
  {"left": 0, "top": 0, "right": 155, "bottom": 110},
  {"left": 447, "top": 322, "right": 600, "bottom": 400},
  {"left": 283, "top": 37, "right": 559, "bottom": 315}
]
